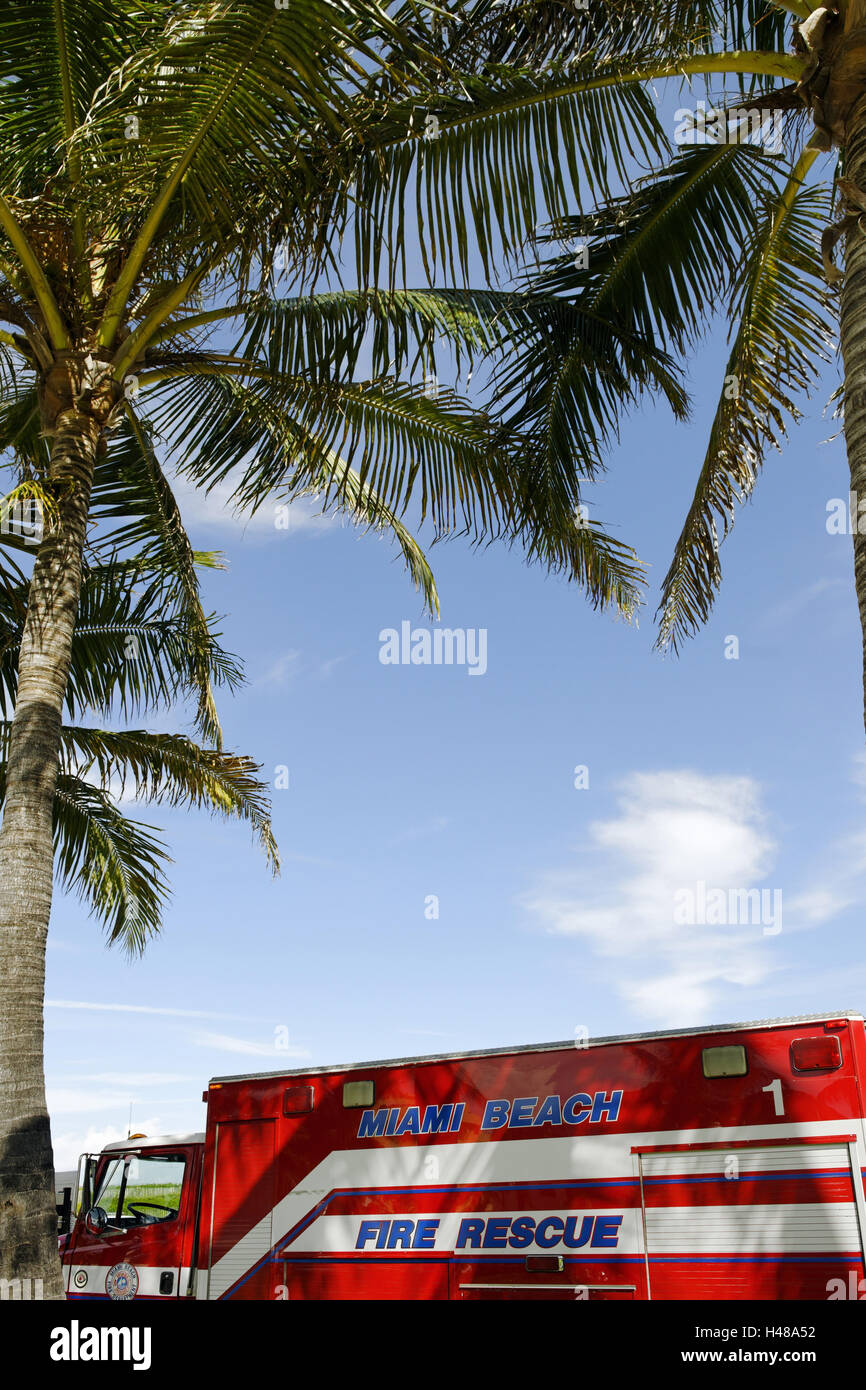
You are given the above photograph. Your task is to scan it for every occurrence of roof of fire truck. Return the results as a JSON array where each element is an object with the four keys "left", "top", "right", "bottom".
[
  {"left": 209, "top": 1010, "right": 865, "bottom": 1084},
  {"left": 101, "top": 1132, "right": 205, "bottom": 1151}
]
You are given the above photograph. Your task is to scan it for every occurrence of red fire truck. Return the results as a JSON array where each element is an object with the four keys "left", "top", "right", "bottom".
[{"left": 60, "top": 1010, "right": 866, "bottom": 1300}]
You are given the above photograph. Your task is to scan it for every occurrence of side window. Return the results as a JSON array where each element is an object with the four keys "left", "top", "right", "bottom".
[
  {"left": 122, "top": 1153, "right": 186, "bottom": 1222},
  {"left": 94, "top": 1156, "right": 126, "bottom": 1219},
  {"left": 96, "top": 1152, "right": 186, "bottom": 1226}
]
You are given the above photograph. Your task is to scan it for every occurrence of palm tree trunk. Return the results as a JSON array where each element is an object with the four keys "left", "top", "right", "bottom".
[
  {"left": 0, "top": 394, "right": 100, "bottom": 1300},
  {"left": 841, "top": 95, "right": 866, "bottom": 738}
]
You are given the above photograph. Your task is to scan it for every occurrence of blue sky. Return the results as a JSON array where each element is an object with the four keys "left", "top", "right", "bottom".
[{"left": 43, "top": 92, "right": 866, "bottom": 1172}]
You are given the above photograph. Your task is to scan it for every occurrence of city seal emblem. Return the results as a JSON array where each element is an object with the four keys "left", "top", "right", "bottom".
[{"left": 105, "top": 1262, "right": 138, "bottom": 1300}]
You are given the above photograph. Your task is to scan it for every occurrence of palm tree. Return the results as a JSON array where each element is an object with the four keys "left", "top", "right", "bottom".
[
  {"left": 0, "top": 0, "right": 665, "bottom": 1296},
  {"left": 0, "top": 513, "right": 278, "bottom": 1297},
  {"left": 485, "top": 3, "right": 866, "bottom": 713}
]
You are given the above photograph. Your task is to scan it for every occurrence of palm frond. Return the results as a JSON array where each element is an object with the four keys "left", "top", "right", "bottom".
[
  {"left": 51, "top": 772, "right": 170, "bottom": 956},
  {"left": 352, "top": 53, "right": 671, "bottom": 283},
  {"left": 89, "top": 407, "right": 228, "bottom": 743},
  {"left": 0, "top": 716, "right": 278, "bottom": 952},
  {"left": 58, "top": 724, "right": 278, "bottom": 873},
  {"left": 140, "top": 358, "right": 645, "bottom": 613},
  {"left": 142, "top": 362, "right": 516, "bottom": 539},
  {"left": 655, "top": 144, "right": 833, "bottom": 649},
  {"left": 223, "top": 287, "right": 531, "bottom": 383},
  {"left": 526, "top": 142, "right": 799, "bottom": 357},
  {"left": 406, "top": 0, "right": 795, "bottom": 74},
  {"left": 0, "top": 559, "right": 243, "bottom": 726},
  {"left": 86, "top": 0, "right": 421, "bottom": 334},
  {"left": 0, "top": 375, "right": 47, "bottom": 473},
  {"left": 302, "top": 452, "right": 441, "bottom": 617},
  {"left": 0, "top": 0, "right": 151, "bottom": 183}
]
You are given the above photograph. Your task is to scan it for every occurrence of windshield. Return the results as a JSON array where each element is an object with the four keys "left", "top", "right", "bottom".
[{"left": 93, "top": 1151, "right": 186, "bottom": 1225}]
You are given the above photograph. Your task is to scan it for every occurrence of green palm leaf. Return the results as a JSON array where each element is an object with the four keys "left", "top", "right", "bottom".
[
  {"left": 89, "top": 408, "right": 229, "bottom": 744},
  {"left": 411, "top": 0, "right": 794, "bottom": 72},
  {"left": 351, "top": 55, "right": 671, "bottom": 283},
  {"left": 527, "top": 142, "right": 797, "bottom": 356},
  {"left": 0, "top": 559, "right": 242, "bottom": 728},
  {"left": 656, "top": 144, "right": 833, "bottom": 649},
  {"left": 138, "top": 356, "right": 645, "bottom": 613},
  {"left": 51, "top": 773, "right": 170, "bottom": 955},
  {"left": 58, "top": 725, "right": 278, "bottom": 872},
  {"left": 0, "top": 714, "right": 279, "bottom": 956}
]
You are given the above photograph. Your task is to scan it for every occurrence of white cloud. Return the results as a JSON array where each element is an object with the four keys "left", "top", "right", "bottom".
[
  {"left": 251, "top": 649, "right": 302, "bottom": 690},
  {"left": 52, "top": 1118, "right": 166, "bottom": 1173},
  {"left": 63, "top": 1072, "right": 200, "bottom": 1086},
  {"left": 48, "top": 1088, "right": 142, "bottom": 1115},
  {"left": 779, "top": 825, "right": 866, "bottom": 928},
  {"left": 47, "top": 1077, "right": 200, "bottom": 1114},
  {"left": 621, "top": 972, "right": 718, "bottom": 1024},
  {"left": 192, "top": 1030, "right": 311, "bottom": 1059},
  {"left": 521, "top": 770, "right": 782, "bottom": 1025},
  {"left": 852, "top": 748, "right": 866, "bottom": 791},
  {"left": 782, "top": 887, "right": 852, "bottom": 925},
  {"left": 317, "top": 655, "right": 348, "bottom": 680},
  {"left": 77, "top": 769, "right": 145, "bottom": 808},
  {"left": 46, "top": 999, "right": 257, "bottom": 1021},
  {"left": 168, "top": 472, "right": 337, "bottom": 538},
  {"left": 250, "top": 649, "right": 350, "bottom": 691},
  {"left": 758, "top": 577, "right": 849, "bottom": 630}
]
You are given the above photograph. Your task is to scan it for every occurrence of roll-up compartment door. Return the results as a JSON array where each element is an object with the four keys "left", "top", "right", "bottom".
[
  {"left": 637, "top": 1139, "right": 866, "bottom": 1299},
  {"left": 206, "top": 1119, "right": 276, "bottom": 1299}
]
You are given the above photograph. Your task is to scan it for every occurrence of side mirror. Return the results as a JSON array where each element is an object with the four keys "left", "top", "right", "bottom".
[{"left": 84, "top": 1206, "right": 108, "bottom": 1236}]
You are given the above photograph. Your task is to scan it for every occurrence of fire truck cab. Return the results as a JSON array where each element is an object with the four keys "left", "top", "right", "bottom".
[{"left": 63, "top": 1134, "right": 204, "bottom": 1300}]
